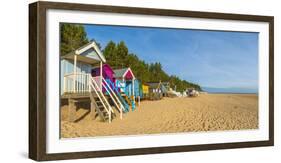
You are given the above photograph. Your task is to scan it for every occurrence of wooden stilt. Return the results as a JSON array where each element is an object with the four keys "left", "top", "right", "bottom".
[
  {"left": 90, "top": 101, "right": 96, "bottom": 120},
  {"left": 73, "top": 55, "right": 77, "bottom": 93},
  {"left": 68, "top": 98, "right": 77, "bottom": 122},
  {"left": 100, "top": 61, "right": 103, "bottom": 90}
]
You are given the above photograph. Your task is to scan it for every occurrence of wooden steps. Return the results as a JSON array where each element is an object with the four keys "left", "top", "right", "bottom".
[
  {"left": 122, "top": 94, "right": 136, "bottom": 111},
  {"left": 90, "top": 90, "right": 113, "bottom": 122}
]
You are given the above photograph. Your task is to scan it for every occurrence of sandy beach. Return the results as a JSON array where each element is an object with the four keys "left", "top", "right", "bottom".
[{"left": 60, "top": 94, "right": 258, "bottom": 138}]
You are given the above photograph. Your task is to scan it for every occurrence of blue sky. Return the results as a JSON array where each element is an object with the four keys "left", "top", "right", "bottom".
[{"left": 85, "top": 24, "right": 259, "bottom": 91}]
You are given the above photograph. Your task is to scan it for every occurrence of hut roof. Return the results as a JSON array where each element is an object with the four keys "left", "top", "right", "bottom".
[
  {"left": 146, "top": 82, "right": 161, "bottom": 89},
  {"left": 113, "top": 67, "right": 135, "bottom": 79},
  {"left": 161, "top": 81, "right": 170, "bottom": 85},
  {"left": 92, "top": 64, "right": 114, "bottom": 76},
  {"left": 146, "top": 81, "right": 170, "bottom": 90},
  {"left": 114, "top": 68, "right": 127, "bottom": 78},
  {"left": 62, "top": 41, "right": 106, "bottom": 64}
]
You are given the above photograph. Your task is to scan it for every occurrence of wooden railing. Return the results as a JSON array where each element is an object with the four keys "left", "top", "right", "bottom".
[
  {"left": 102, "top": 78, "right": 124, "bottom": 119},
  {"left": 63, "top": 73, "right": 102, "bottom": 94},
  {"left": 63, "top": 73, "right": 125, "bottom": 122},
  {"left": 90, "top": 77, "right": 113, "bottom": 123}
]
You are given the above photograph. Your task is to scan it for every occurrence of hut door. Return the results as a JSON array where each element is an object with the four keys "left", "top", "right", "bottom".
[{"left": 91, "top": 69, "right": 97, "bottom": 77}]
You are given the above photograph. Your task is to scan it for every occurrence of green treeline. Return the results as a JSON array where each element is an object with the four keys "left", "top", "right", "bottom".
[
  {"left": 103, "top": 41, "right": 201, "bottom": 92},
  {"left": 60, "top": 24, "right": 201, "bottom": 92}
]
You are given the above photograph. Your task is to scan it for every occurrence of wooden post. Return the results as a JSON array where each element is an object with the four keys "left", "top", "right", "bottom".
[
  {"left": 90, "top": 101, "right": 96, "bottom": 120},
  {"left": 88, "top": 74, "right": 91, "bottom": 92},
  {"left": 120, "top": 107, "right": 123, "bottom": 120},
  {"left": 73, "top": 55, "right": 77, "bottom": 93},
  {"left": 68, "top": 98, "right": 77, "bottom": 122},
  {"left": 63, "top": 76, "right": 66, "bottom": 93},
  {"left": 109, "top": 112, "right": 111, "bottom": 123},
  {"left": 122, "top": 77, "right": 125, "bottom": 93},
  {"left": 81, "top": 74, "right": 83, "bottom": 93},
  {"left": 132, "top": 78, "right": 135, "bottom": 101},
  {"left": 100, "top": 61, "right": 103, "bottom": 91}
]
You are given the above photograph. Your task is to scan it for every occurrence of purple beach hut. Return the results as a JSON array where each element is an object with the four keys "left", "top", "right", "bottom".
[{"left": 91, "top": 64, "right": 116, "bottom": 92}]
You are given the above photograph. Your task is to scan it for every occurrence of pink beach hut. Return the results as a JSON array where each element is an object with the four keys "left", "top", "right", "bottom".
[
  {"left": 91, "top": 64, "right": 115, "bottom": 82},
  {"left": 91, "top": 64, "right": 116, "bottom": 92},
  {"left": 113, "top": 68, "right": 136, "bottom": 97}
]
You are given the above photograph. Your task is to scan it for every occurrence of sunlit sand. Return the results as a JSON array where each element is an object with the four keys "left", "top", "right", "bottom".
[{"left": 60, "top": 94, "right": 258, "bottom": 138}]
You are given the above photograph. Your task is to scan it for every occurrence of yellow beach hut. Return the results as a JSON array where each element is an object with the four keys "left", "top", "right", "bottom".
[{"left": 142, "top": 83, "right": 149, "bottom": 99}]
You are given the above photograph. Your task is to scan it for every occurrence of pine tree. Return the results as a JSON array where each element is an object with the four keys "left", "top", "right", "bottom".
[
  {"left": 116, "top": 41, "right": 129, "bottom": 68},
  {"left": 60, "top": 24, "right": 89, "bottom": 56},
  {"left": 103, "top": 41, "right": 117, "bottom": 68}
]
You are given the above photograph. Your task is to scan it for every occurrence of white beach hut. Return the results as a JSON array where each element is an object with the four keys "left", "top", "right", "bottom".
[
  {"left": 60, "top": 41, "right": 124, "bottom": 123},
  {"left": 60, "top": 41, "right": 106, "bottom": 95}
]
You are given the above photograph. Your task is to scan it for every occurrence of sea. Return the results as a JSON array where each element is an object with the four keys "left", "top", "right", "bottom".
[{"left": 202, "top": 87, "right": 258, "bottom": 94}]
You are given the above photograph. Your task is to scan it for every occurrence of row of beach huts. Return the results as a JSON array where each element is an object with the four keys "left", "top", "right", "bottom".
[{"left": 61, "top": 41, "right": 190, "bottom": 123}]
